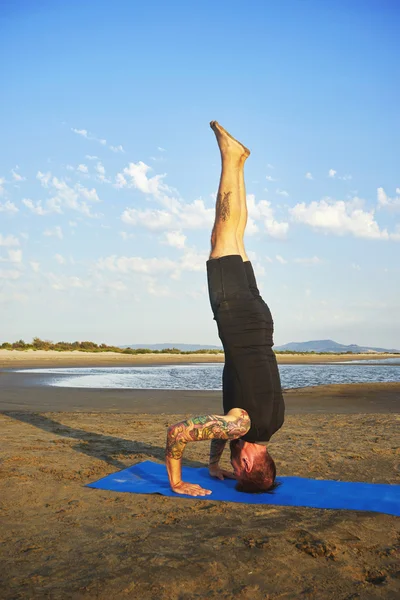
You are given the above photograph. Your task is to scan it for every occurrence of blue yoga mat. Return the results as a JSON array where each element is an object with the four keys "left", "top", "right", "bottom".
[{"left": 87, "top": 460, "right": 400, "bottom": 516}]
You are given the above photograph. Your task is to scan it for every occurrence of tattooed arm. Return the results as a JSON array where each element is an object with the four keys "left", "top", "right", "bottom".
[
  {"left": 209, "top": 439, "right": 227, "bottom": 469},
  {"left": 208, "top": 439, "right": 236, "bottom": 481},
  {"left": 165, "top": 409, "right": 250, "bottom": 496}
]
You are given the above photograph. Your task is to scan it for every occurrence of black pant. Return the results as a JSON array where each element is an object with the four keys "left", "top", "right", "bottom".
[{"left": 206, "top": 255, "right": 285, "bottom": 442}]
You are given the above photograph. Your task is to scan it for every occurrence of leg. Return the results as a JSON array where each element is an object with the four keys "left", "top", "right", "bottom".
[
  {"left": 236, "top": 155, "right": 250, "bottom": 262},
  {"left": 209, "top": 122, "right": 250, "bottom": 259}
]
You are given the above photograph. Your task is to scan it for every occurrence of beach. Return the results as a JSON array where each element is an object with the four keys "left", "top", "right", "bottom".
[
  {"left": 0, "top": 352, "right": 399, "bottom": 599},
  {"left": 1, "top": 349, "right": 399, "bottom": 369}
]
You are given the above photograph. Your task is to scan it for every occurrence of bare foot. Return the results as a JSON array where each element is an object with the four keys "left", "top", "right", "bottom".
[{"left": 210, "top": 121, "right": 250, "bottom": 160}]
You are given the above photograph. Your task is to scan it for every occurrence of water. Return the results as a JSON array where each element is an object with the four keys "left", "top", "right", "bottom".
[
  {"left": 15, "top": 361, "right": 400, "bottom": 390},
  {"left": 336, "top": 357, "right": 400, "bottom": 364}
]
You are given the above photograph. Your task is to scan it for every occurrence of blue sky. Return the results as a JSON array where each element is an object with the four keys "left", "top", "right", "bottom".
[{"left": 1, "top": 0, "right": 399, "bottom": 348}]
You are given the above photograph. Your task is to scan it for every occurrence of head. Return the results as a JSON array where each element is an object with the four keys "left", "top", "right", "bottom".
[{"left": 230, "top": 439, "right": 279, "bottom": 493}]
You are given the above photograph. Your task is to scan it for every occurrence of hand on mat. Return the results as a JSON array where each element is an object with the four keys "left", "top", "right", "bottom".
[
  {"left": 209, "top": 465, "right": 236, "bottom": 481},
  {"left": 172, "top": 481, "right": 212, "bottom": 497}
]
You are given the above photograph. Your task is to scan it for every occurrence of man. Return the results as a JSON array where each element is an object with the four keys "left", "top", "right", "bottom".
[{"left": 165, "top": 121, "right": 285, "bottom": 496}]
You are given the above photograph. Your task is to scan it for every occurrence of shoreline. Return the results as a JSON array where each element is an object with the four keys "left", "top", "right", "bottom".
[
  {"left": 0, "top": 348, "right": 399, "bottom": 369},
  {"left": 1, "top": 369, "right": 399, "bottom": 413}
]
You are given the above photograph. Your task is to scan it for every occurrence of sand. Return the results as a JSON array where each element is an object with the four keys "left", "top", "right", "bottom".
[
  {"left": 0, "top": 355, "right": 399, "bottom": 599},
  {"left": 1, "top": 348, "right": 399, "bottom": 368}
]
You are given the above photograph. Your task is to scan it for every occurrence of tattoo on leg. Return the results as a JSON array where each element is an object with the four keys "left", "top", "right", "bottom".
[{"left": 217, "top": 191, "right": 231, "bottom": 222}]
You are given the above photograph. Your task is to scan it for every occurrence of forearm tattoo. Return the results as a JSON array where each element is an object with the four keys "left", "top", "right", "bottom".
[
  {"left": 216, "top": 191, "right": 231, "bottom": 222},
  {"left": 165, "top": 410, "right": 250, "bottom": 460},
  {"left": 209, "top": 439, "right": 227, "bottom": 467}
]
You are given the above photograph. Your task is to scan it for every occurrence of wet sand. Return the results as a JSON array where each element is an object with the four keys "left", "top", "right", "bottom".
[{"left": 0, "top": 363, "right": 399, "bottom": 599}]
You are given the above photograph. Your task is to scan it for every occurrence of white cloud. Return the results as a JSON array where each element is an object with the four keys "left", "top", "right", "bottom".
[
  {"left": 0, "top": 234, "right": 19, "bottom": 247},
  {"left": 247, "top": 194, "right": 289, "bottom": 239},
  {"left": 266, "top": 163, "right": 274, "bottom": 169},
  {"left": 290, "top": 197, "right": 397, "bottom": 240},
  {"left": 36, "top": 171, "right": 100, "bottom": 216},
  {"left": 294, "top": 256, "right": 322, "bottom": 265},
  {"left": 305, "top": 172, "right": 313, "bottom": 180},
  {"left": 265, "top": 256, "right": 273, "bottom": 263},
  {"left": 122, "top": 198, "right": 214, "bottom": 232},
  {"left": 122, "top": 208, "right": 174, "bottom": 230},
  {"left": 377, "top": 187, "right": 400, "bottom": 210},
  {"left": 97, "top": 248, "right": 208, "bottom": 278},
  {"left": 115, "top": 173, "right": 127, "bottom": 189},
  {"left": 95, "top": 162, "right": 110, "bottom": 183},
  {"left": 265, "top": 219, "right": 289, "bottom": 239},
  {"left": 266, "top": 175, "right": 276, "bottom": 182},
  {"left": 97, "top": 255, "right": 176, "bottom": 274},
  {"left": 158, "top": 147, "right": 166, "bottom": 152},
  {"left": 44, "top": 226, "right": 63, "bottom": 240},
  {"left": 104, "top": 280, "right": 127, "bottom": 292},
  {"left": 30, "top": 261, "right": 40, "bottom": 272},
  {"left": 11, "top": 167, "right": 25, "bottom": 182},
  {"left": 71, "top": 127, "right": 124, "bottom": 153},
  {"left": 0, "top": 177, "right": 5, "bottom": 196},
  {"left": 22, "top": 198, "right": 49, "bottom": 215},
  {"left": 328, "top": 169, "right": 337, "bottom": 178},
  {"left": 339, "top": 174, "right": 352, "bottom": 181},
  {"left": 119, "top": 231, "right": 135, "bottom": 241},
  {"left": 75, "top": 184, "right": 99, "bottom": 202},
  {"left": 276, "top": 255, "right": 287, "bottom": 264},
  {"left": 49, "top": 273, "right": 88, "bottom": 291},
  {"left": 116, "top": 161, "right": 181, "bottom": 210},
  {"left": 54, "top": 254, "right": 66, "bottom": 265},
  {"left": 179, "top": 199, "right": 214, "bottom": 229},
  {"left": 0, "top": 269, "right": 21, "bottom": 280},
  {"left": 351, "top": 263, "right": 361, "bottom": 270},
  {"left": 69, "top": 221, "right": 77, "bottom": 227},
  {"left": 77, "top": 164, "right": 88, "bottom": 174},
  {"left": 85, "top": 155, "right": 98, "bottom": 161},
  {"left": 8, "top": 249, "right": 22, "bottom": 263},
  {"left": 110, "top": 145, "right": 124, "bottom": 153},
  {"left": 163, "top": 230, "right": 186, "bottom": 249},
  {"left": 0, "top": 201, "right": 19, "bottom": 214},
  {"left": 254, "top": 263, "right": 265, "bottom": 276},
  {"left": 174, "top": 249, "right": 208, "bottom": 273},
  {"left": 144, "top": 276, "right": 173, "bottom": 297},
  {"left": 276, "top": 188, "right": 289, "bottom": 197},
  {"left": 119, "top": 171, "right": 288, "bottom": 242},
  {"left": 121, "top": 161, "right": 168, "bottom": 195},
  {"left": 377, "top": 187, "right": 388, "bottom": 207},
  {"left": 71, "top": 128, "right": 89, "bottom": 138},
  {"left": 36, "top": 171, "right": 51, "bottom": 187},
  {"left": 71, "top": 127, "right": 105, "bottom": 145}
]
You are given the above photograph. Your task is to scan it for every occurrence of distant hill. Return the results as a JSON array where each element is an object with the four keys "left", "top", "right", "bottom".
[
  {"left": 120, "top": 339, "right": 399, "bottom": 354},
  {"left": 120, "top": 343, "right": 223, "bottom": 351},
  {"left": 274, "top": 339, "right": 399, "bottom": 353}
]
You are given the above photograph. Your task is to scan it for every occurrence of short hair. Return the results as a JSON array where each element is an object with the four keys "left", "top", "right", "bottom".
[{"left": 235, "top": 450, "right": 280, "bottom": 494}]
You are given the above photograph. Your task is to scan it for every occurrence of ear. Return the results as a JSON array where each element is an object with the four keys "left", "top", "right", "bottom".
[{"left": 242, "top": 456, "right": 252, "bottom": 473}]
